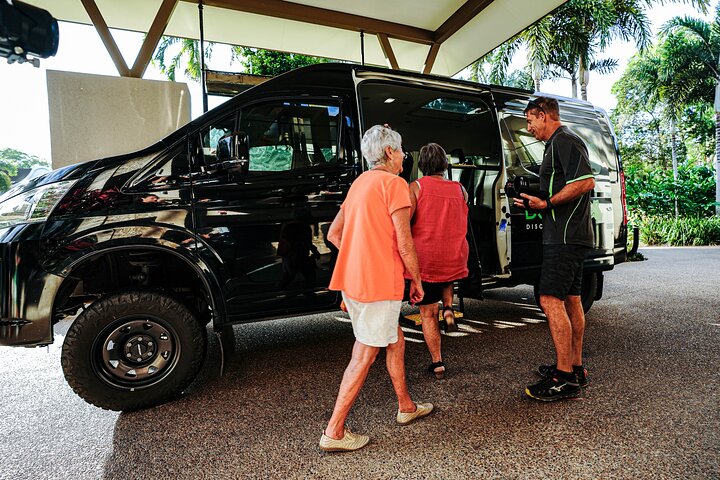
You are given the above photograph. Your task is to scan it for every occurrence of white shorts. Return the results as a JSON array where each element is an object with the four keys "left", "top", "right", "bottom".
[{"left": 341, "top": 292, "right": 402, "bottom": 347}]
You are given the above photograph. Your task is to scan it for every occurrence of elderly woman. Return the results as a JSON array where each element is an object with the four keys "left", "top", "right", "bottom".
[
  {"left": 408, "top": 143, "right": 469, "bottom": 379},
  {"left": 319, "top": 125, "right": 433, "bottom": 453}
]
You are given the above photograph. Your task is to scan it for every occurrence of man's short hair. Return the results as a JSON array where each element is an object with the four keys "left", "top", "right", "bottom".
[{"left": 524, "top": 96, "right": 560, "bottom": 121}]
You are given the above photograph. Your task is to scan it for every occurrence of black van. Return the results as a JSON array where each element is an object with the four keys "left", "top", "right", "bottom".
[{"left": 0, "top": 64, "right": 627, "bottom": 410}]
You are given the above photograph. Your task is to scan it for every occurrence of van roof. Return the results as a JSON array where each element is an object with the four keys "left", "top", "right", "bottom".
[
  {"left": 187, "top": 63, "right": 604, "bottom": 132},
  {"left": 265, "top": 63, "right": 599, "bottom": 111}
]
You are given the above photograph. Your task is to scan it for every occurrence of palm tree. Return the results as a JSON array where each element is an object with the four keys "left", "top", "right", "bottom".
[
  {"left": 550, "top": 0, "right": 653, "bottom": 100},
  {"left": 152, "top": 36, "right": 214, "bottom": 82},
  {"left": 476, "top": 17, "right": 554, "bottom": 91},
  {"left": 475, "top": 0, "right": 705, "bottom": 98},
  {"left": 662, "top": 8, "right": 720, "bottom": 215}
]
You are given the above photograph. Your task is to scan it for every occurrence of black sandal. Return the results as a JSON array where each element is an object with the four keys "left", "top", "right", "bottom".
[
  {"left": 428, "top": 361, "right": 445, "bottom": 379},
  {"left": 442, "top": 306, "right": 458, "bottom": 333}
]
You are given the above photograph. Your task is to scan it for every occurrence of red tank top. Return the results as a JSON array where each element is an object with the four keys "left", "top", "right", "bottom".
[{"left": 409, "top": 176, "right": 469, "bottom": 283}]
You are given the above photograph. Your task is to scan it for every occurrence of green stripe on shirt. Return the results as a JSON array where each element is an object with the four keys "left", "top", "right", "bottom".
[{"left": 566, "top": 174, "right": 594, "bottom": 184}]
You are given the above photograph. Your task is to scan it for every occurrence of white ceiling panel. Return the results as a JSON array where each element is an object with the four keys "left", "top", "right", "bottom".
[{"left": 25, "top": 0, "right": 567, "bottom": 76}]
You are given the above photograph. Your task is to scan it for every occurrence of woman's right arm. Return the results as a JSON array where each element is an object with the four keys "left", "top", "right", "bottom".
[
  {"left": 327, "top": 209, "right": 345, "bottom": 249},
  {"left": 391, "top": 207, "right": 424, "bottom": 304}
]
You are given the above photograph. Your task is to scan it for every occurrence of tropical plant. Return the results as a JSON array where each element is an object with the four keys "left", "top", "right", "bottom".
[
  {"left": 153, "top": 36, "right": 330, "bottom": 82},
  {"left": 231, "top": 47, "right": 328, "bottom": 76},
  {"left": 552, "top": 0, "right": 653, "bottom": 100},
  {"left": 473, "top": 0, "right": 706, "bottom": 98},
  {"left": 474, "top": 17, "right": 553, "bottom": 91},
  {"left": 635, "top": 214, "right": 720, "bottom": 244},
  {"left": 0, "top": 148, "right": 49, "bottom": 193},
  {"left": 153, "top": 37, "right": 215, "bottom": 81},
  {"left": 661, "top": 6, "right": 720, "bottom": 215},
  {"left": 0, "top": 148, "right": 49, "bottom": 169}
]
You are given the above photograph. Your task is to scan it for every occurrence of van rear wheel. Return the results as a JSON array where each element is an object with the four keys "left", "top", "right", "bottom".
[
  {"left": 61, "top": 290, "right": 207, "bottom": 411},
  {"left": 533, "top": 273, "right": 597, "bottom": 314}
]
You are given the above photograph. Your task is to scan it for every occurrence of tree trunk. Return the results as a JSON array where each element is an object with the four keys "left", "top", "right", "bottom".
[
  {"left": 671, "top": 118, "right": 679, "bottom": 218},
  {"left": 715, "top": 76, "right": 720, "bottom": 217},
  {"left": 530, "top": 55, "right": 543, "bottom": 92},
  {"left": 579, "top": 58, "right": 588, "bottom": 101},
  {"left": 571, "top": 70, "right": 578, "bottom": 99},
  {"left": 716, "top": 111, "right": 720, "bottom": 216}
]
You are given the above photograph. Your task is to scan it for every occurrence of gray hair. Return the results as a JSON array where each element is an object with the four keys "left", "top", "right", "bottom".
[{"left": 361, "top": 125, "right": 402, "bottom": 168}]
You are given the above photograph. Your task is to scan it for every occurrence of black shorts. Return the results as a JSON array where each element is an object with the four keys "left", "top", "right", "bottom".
[
  {"left": 538, "top": 245, "right": 591, "bottom": 300},
  {"left": 416, "top": 281, "right": 451, "bottom": 306}
]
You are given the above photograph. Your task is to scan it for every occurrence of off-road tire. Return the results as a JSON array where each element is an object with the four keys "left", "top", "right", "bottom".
[{"left": 61, "top": 290, "right": 206, "bottom": 411}]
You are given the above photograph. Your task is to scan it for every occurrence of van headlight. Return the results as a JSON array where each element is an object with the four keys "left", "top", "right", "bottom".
[{"left": 0, "top": 180, "right": 76, "bottom": 228}]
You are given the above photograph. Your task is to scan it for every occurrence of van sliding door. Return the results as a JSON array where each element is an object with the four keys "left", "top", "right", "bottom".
[{"left": 356, "top": 81, "right": 504, "bottom": 281}]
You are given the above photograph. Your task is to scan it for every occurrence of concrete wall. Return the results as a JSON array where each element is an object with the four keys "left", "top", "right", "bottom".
[{"left": 47, "top": 71, "right": 191, "bottom": 168}]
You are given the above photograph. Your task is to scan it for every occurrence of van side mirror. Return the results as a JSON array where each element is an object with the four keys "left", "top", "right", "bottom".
[{"left": 215, "top": 131, "right": 250, "bottom": 174}]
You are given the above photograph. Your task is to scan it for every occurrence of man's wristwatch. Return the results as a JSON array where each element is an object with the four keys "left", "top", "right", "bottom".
[{"left": 545, "top": 198, "right": 555, "bottom": 210}]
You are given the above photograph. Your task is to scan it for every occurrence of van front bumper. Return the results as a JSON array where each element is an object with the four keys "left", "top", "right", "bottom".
[{"left": 0, "top": 226, "right": 64, "bottom": 347}]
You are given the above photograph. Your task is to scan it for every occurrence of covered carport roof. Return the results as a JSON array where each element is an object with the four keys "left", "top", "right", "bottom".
[{"left": 25, "top": 0, "right": 566, "bottom": 77}]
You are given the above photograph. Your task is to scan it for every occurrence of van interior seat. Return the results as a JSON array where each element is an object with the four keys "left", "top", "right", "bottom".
[{"left": 451, "top": 148, "right": 475, "bottom": 205}]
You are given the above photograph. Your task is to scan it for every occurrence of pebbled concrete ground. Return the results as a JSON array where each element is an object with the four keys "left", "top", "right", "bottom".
[{"left": 0, "top": 247, "right": 718, "bottom": 479}]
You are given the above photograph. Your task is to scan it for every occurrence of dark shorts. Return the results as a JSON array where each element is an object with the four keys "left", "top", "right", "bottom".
[
  {"left": 538, "top": 245, "right": 591, "bottom": 300},
  {"left": 416, "top": 281, "right": 451, "bottom": 306}
]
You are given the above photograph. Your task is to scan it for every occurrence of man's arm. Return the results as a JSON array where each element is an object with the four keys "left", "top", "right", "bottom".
[
  {"left": 391, "top": 206, "right": 424, "bottom": 304},
  {"left": 514, "top": 177, "right": 594, "bottom": 210},
  {"left": 327, "top": 209, "right": 345, "bottom": 249}
]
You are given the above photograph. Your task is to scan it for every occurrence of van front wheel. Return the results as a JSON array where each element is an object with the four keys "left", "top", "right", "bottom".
[
  {"left": 61, "top": 290, "right": 207, "bottom": 411},
  {"left": 533, "top": 273, "right": 597, "bottom": 314}
]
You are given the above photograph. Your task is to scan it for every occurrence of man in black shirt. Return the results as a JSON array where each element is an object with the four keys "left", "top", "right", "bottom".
[{"left": 513, "top": 96, "right": 595, "bottom": 401}]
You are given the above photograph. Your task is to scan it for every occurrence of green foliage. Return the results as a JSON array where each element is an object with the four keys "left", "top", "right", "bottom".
[
  {"left": 0, "top": 148, "right": 48, "bottom": 169},
  {"left": 625, "top": 161, "right": 716, "bottom": 216},
  {"left": 474, "top": 0, "right": 656, "bottom": 96},
  {"left": 153, "top": 35, "right": 330, "bottom": 82},
  {"left": 635, "top": 215, "right": 720, "bottom": 245},
  {"left": 232, "top": 47, "right": 328, "bottom": 76},
  {"left": 0, "top": 172, "right": 11, "bottom": 192},
  {"left": 0, "top": 148, "right": 49, "bottom": 194},
  {"left": 153, "top": 37, "right": 214, "bottom": 81}
]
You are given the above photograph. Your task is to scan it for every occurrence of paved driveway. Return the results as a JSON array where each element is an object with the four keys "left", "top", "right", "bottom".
[{"left": 1, "top": 247, "right": 718, "bottom": 479}]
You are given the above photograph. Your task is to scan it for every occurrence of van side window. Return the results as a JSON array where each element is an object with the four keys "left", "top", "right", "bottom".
[
  {"left": 196, "top": 113, "right": 238, "bottom": 168},
  {"left": 132, "top": 142, "right": 192, "bottom": 190},
  {"left": 240, "top": 101, "right": 340, "bottom": 172},
  {"left": 564, "top": 121, "right": 613, "bottom": 179},
  {"left": 499, "top": 113, "right": 545, "bottom": 174},
  {"left": 500, "top": 112, "right": 615, "bottom": 181}
]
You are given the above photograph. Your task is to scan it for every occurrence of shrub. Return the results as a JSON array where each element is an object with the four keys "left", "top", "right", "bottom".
[
  {"left": 624, "top": 161, "right": 716, "bottom": 217},
  {"left": 634, "top": 215, "right": 720, "bottom": 246}
]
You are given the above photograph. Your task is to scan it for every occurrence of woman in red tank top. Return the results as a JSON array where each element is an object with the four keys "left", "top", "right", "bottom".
[{"left": 409, "top": 143, "right": 469, "bottom": 378}]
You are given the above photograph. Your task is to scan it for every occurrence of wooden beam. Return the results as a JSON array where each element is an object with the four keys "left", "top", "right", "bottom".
[
  {"left": 130, "top": 0, "right": 179, "bottom": 78},
  {"left": 186, "top": 0, "right": 435, "bottom": 45},
  {"left": 377, "top": 33, "right": 399, "bottom": 70},
  {"left": 433, "top": 0, "right": 494, "bottom": 44},
  {"left": 423, "top": 43, "right": 440, "bottom": 74},
  {"left": 80, "top": 0, "right": 130, "bottom": 77}
]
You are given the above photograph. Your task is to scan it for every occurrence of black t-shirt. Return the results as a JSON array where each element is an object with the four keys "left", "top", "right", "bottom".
[{"left": 539, "top": 126, "right": 594, "bottom": 247}]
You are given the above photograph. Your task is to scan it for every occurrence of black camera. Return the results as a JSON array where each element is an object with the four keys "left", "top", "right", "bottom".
[
  {"left": 0, "top": 1, "right": 59, "bottom": 67},
  {"left": 505, "top": 176, "right": 546, "bottom": 199},
  {"left": 505, "top": 175, "right": 547, "bottom": 209}
]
